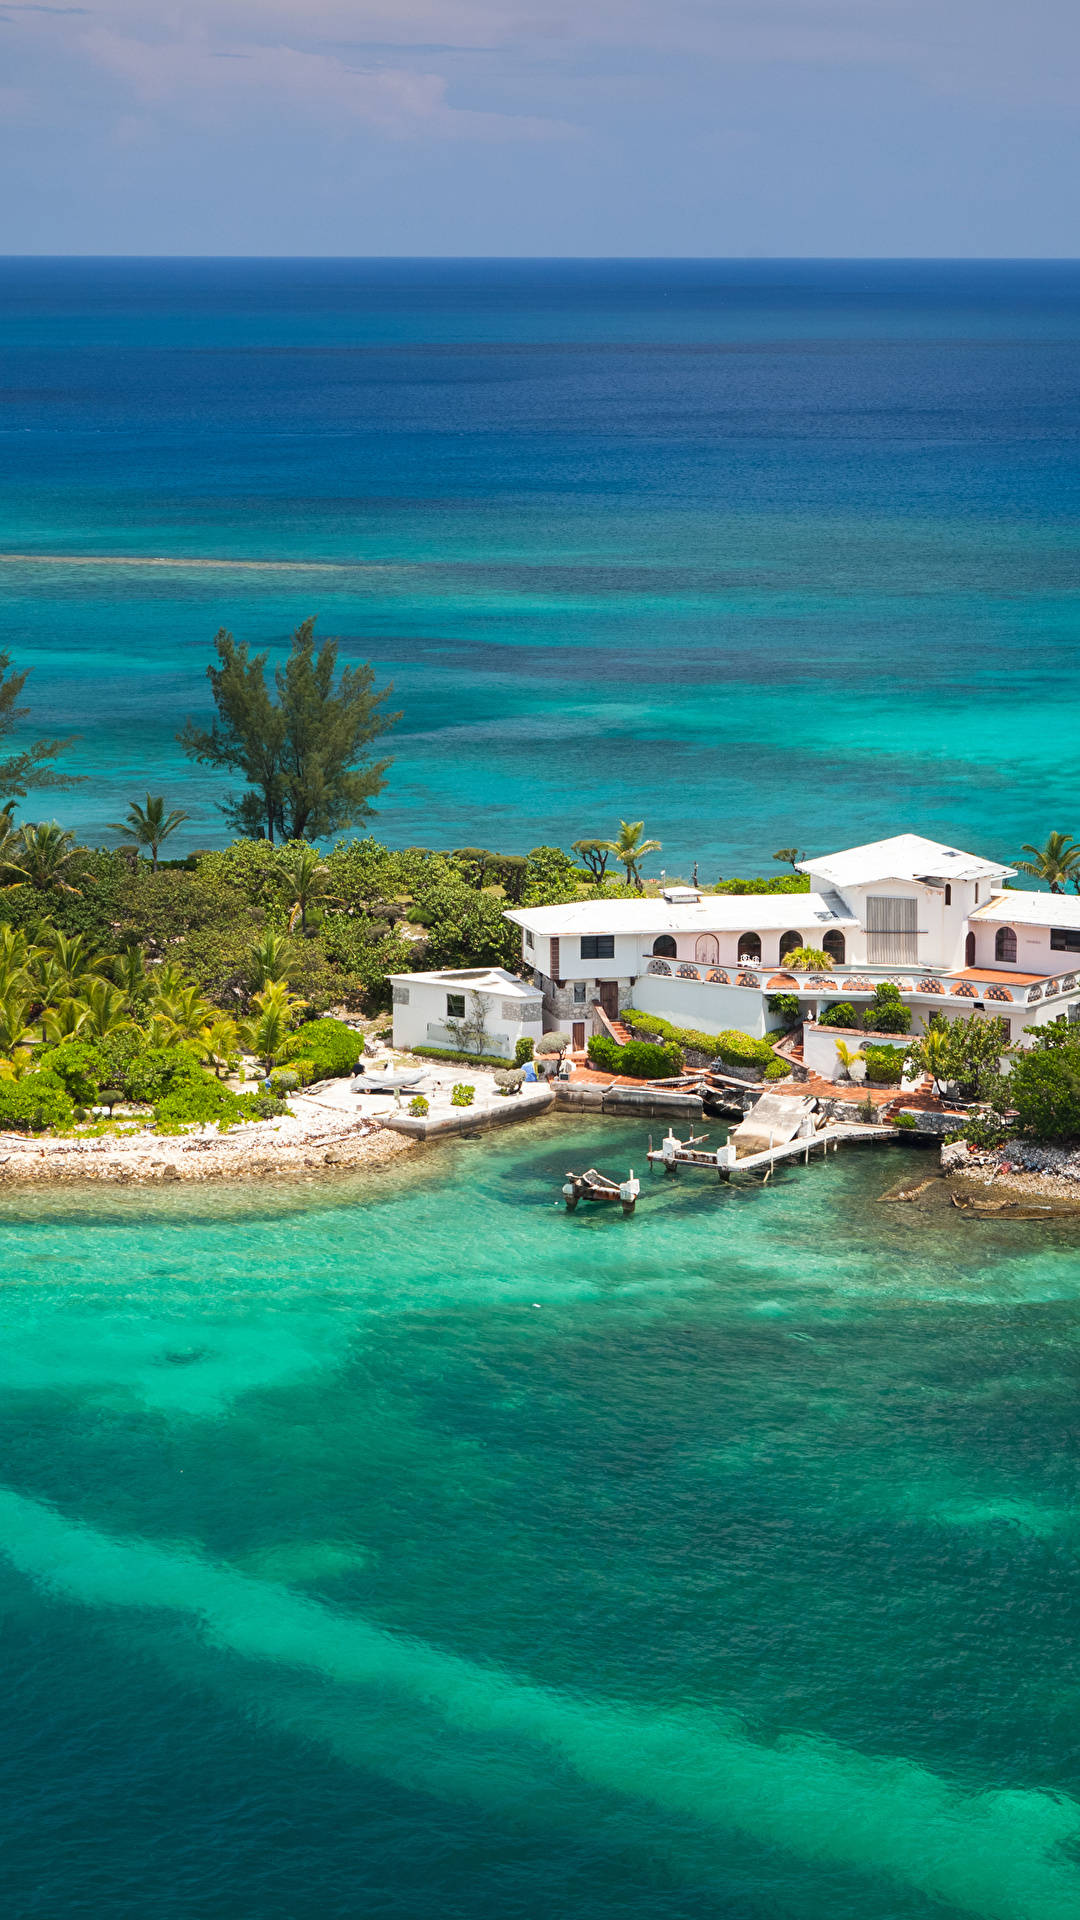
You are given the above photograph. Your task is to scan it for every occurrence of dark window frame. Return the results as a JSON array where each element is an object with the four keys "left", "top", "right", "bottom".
[
  {"left": 446, "top": 992, "right": 466, "bottom": 1019},
  {"left": 994, "top": 926, "right": 1017, "bottom": 964},
  {"left": 580, "top": 933, "right": 615, "bottom": 960},
  {"left": 1050, "top": 927, "right": 1080, "bottom": 953}
]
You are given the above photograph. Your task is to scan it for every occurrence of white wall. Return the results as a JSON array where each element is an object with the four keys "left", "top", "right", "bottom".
[
  {"left": 632, "top": 973, "right": 769, "bottom": 1038},
  {"left": 392, "top": 982, "right": 543, "bottom": 1058},
  {"left": 967, "top": 916, "right": 1080, "bottom": 980}
]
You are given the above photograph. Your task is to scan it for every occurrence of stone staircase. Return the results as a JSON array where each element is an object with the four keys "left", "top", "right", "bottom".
[{"left": 594, "top": 1004, "right": 632, "bottom": 1046}]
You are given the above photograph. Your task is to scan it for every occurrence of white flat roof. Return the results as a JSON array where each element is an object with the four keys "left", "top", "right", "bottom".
[
  {"left": 970, "top": 891, "right": 1080, "bottom": 929},
  {"left": 506, "top": 893, "right": 856, "bottom": 936},
  {"left": 799, "top": 833, "right": 1013, "bottom": 888},
  {"left": 390, "top": 966, "right": 538, "bottom": 997}
]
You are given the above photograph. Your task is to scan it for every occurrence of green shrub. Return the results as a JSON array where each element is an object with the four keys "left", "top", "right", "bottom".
[
  {"left": 282, "top": 1017, "right": 358, "bottom": 1079},
  {"left": 819, "top": 1002, "right": 857, "bottom": 1030},
  {"left": 252, "top": 1092, "right": 287, "bottom": 1120},
  {"left": 514, "top": 1036, "right": 535, "bottom": 1065},
  {"left": 890, "top": 1111, "right": 918, "bottom": 1130},
  {"left": 408, "top": 1093, "right": 429, "bottom": 1116},
  {"left": 763, "top": 1058, "right": 791, "bottom": 1082},
  {"left": 153, "top": 1076, "right": 254, "bottom": 1132},
  {"left": 411, "top": 1045, "right": 511, "bottom": 1069},
  {"left": 493, "top": 1068, "right": 525, "bottom": 1094},
  {"left": 767, "top": 993, "right": 801, "bottom": 1023},
  {"left": 857, "top": 1094, "right": 876, "bottom": 1122},
  {"left": 862, "top": 985, "right": 911, "bottom": 1035},
  {"left": 587, "top": 1035, "right": 682, "bottom": 1078},
  {"left": 98, "top": 1088, "right": 124, "bottom": 1114},
  {"left": 587, "top": 1035, "right": 621, "bottom": 1072},
  {"left": 450, "top": 1083, "right": 475, "bottom": 1107},
  {"left": 961, "top": 1109, "right": 1010, "bottom": 1150},
  {"left": 1007, "top": 1045, "right": 1080, "bottom": 1143},
  {"left": 287, "top": 1056, "right": 316, "bottom": 1086},
  {"left": 36, "top": 1038, "right": 107, "bottom": 1105},
  {"left": 863, "top": 1045, "right": 904, "bottom": 1085},
  {"left": 535, "top": 1031, "right": 571, "bottom": 1056},
  {"left": 269, "top": 1067, "right": 300, "bottom": 1095},
  {"left": 0, "top": 1073, "right": 75, "bottom": 1134},
  {"left": 713, "top": 874, "right": 811, "bottom": 895},
  {"left": 625, "top": 1009, "right": 775, "bottom": 1072},
  {"left": 123, "top": 1044, "right": 206, "bottom": 1105}
]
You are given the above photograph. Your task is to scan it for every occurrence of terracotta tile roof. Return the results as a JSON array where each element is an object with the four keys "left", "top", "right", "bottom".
[{"left": 947, "top": 968, "right": 1043, "bottom": 985}]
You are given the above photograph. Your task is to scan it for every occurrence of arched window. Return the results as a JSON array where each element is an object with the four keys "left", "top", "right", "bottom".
[
  {"left": 822, "top": 929, "right": 846, "bottom": 965},
  {"left": 965, "top": 930, "right": 976, "bottom": 969},
  {"left": 778, "top": 930, "right": 802, "bottom": 962},
  {"left": 694, "top": 933, "right": 719, "bottom": 966},
  {"left": 738, "top": 932, "right": 761, "bottom": 963},
  {"left": 652, "top": 934, "right": 677, "bottom": 958},
  {"left": 995, "top": 926, "right": 1017, "bottom": 964}
]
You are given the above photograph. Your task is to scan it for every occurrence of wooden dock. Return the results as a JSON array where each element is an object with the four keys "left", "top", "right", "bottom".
[{"left": 647, "top": 1122, "right": 900, "bottom": 1181}]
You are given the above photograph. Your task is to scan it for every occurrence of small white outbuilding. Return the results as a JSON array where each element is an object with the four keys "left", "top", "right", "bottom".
[{"left": 390, "top": 967, "right": 544, "bottom": 1060}]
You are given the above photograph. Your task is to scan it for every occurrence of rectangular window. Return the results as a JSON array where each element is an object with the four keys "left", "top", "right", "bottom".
[
  {"left": 446, "top": 993, "right": 466, "bottom": 1019},
  {"left": 580, "top": 934, "right": 615, "bottom": 960},
  {"left": 1050, "top": 928, "right": 1080, "bottom": 952},
  {"left": 523, "top": 929, "right": 534, "bottom": 950},
  {"left": 865, "top": 895, "right": 918, "bottom": 964},
  {"left": 573, "top": 981, "right": 587, "bottom": 1003}
]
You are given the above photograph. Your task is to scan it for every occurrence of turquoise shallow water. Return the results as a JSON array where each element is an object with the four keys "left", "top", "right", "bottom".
[
  {"left": 2, "top": 258, "right": 1080, "bottom": 866},
  {"left": 2, "top": 1120, "right": 1080, "bottom": 1917}
]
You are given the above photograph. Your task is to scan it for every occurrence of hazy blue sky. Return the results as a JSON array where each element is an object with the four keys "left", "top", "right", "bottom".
[{"left": 2, "top": 1, "right": 1078, "bottom": 254}]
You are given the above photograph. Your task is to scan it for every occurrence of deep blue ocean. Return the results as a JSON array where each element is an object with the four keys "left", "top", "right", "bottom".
[{"left": 2, "top": 258, "right": 1080, "bottom": 870}]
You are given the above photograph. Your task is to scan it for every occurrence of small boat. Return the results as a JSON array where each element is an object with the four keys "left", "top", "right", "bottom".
[
  {"left": 350, "top": 1067, "right": 426, "bottom": 1094},
  {"left": 562, "top": 1168, "right": 640, "bottom": 1216}
]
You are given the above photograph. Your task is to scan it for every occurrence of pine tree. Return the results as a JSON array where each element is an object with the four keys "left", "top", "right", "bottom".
[
  {"left": 178, "top": 619, "right": 397, "bottom": 843},
  {"left": 0, "top": 650, "right": 82, "bottom": 804}
]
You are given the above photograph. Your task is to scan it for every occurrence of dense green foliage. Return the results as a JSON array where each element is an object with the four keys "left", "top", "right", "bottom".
[
  {"left": 907, "top": 1013, "right": 1009, "bottom": 1101},
  {"left": 862, "top": 1045, "right": 905, "bottom": 1085},
  {"left": 450, "top": 1083, "right": 475, "bottom": 1107},
  {"left": 819, "top": 1002, "right": 857, "bottom": 1029},
  {"left": 587, "top": 1035, "right": 683, "bottom": 1077},
  {"left": 410, "top": 1045, "right": 511, "bottom": 1068},
  {"left": 713, "top": 874, "right": 810, "bottom": 894},
  {"left": 623, "top": 1008, "right": 779, "bottom": 1073},
  {"left": 0, "top": 1072, "right": 75, "bottom": 1132},
  {"left": 280, "top": 1017, "right": 358, "bottom": 1079},
  {"left": 767, "top": 993, "right": 801, "bottom": 1023},
  {"left": 1006, "top": 1044, "right": 1080, "bottom": 1142},
  {"left": 863, "top": 984, "right": 912, "bottom": 1034},
  {"left": 763, "top": 1058, "right": 792, "bottom": 1081}
]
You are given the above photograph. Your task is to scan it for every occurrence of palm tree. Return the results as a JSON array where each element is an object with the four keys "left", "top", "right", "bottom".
[
  {"left": 906, "top": 1025, "right": 952, "bottom": 1097},
  {"left": 247, "top": 928, "right": 296, "bottom": 991},
  {"left": 151, "top": 982, "right": 216, "bottom": 1047},
  {"left": 108, "top": 945, "right": 152, "bottom": 1008},
  {"left": 0, "top": 821, "right": 84, "bottom": 895},
  {"left": 80, "top": 978, "right": 134, "bottom": 1040},
  {"left": 780, "top": 945, "right": 831, "bottom": 972},
  {"left": 241, "top": 981, "right": 307, "bottom": 1073},
  {"left": 0, "top": 987, "right": 36, "bottom": 1055},
  {"left": 280, "top": 844, "right": 334, "bottom": 933},
  {"left": 108, "top": 793, "right": 190, "bottom": 871},
  {"left": 1014, "top": 832, "right": 1080, "bottom": 894},
  {"left": 603, "top": 820, "right": 661, "bottom": 893},
  {"left": 204, "top": 1016, "right": 241, "bottom": 1080},
  {"left": 42, "top": 996, "right": 90, "bottom": 1042},
  {"left": 833, "top": 1039, "right": 865, "bottom": 1083}
]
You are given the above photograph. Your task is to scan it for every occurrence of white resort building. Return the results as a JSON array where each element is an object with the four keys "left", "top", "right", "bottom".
[{"left": 504, "top": 834, "right": 1080, "bottom": 1054}]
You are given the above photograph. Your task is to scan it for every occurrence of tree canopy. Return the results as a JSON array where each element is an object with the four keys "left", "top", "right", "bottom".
[
  {"left": 178, "top": 618, "right": 398, "bottom": 844},
  {"left": 0, "top": 650, "right": 82, "bottom": 805}
]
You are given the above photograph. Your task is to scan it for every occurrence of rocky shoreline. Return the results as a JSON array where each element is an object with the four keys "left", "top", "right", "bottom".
[
  {"left": 0, "top": 1113, "right": 414, "bottom": 1184},
  {"left": 940, "top": 1135, "right": 1080, "bottom": 1210}
]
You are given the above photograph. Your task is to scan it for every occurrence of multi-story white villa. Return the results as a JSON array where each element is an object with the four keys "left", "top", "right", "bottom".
[{"left": 505, "top": 833, "right": 1080, "bottom": 1053}]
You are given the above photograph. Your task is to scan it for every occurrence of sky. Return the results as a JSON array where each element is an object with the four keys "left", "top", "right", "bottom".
[{"left": 1, "top": 1, "right": 1079, "bottom": 255}]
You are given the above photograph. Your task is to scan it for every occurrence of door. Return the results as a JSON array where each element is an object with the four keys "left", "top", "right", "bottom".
[
  {"left": 965, "top": 931, "right": 976, "bottom": 969},
  {"left": 598, "top": 981, "right": 619, "bottom": 1020},
  {"left": 572, "top": 1021, "right": 586, "bottom": 1052}
]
